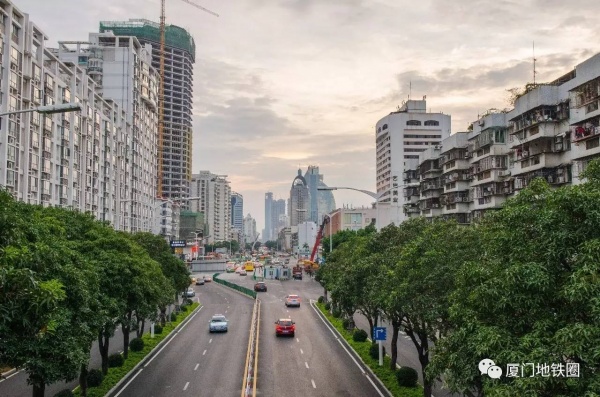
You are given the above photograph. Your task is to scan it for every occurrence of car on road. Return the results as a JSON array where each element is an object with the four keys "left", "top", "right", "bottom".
[
  {"left": 239, "top": 270, "right": 247, "bottom": 276},
  {"left": 285, "top": 294, "right": 301, "bottom": 307},
  {"left": 254, "top": 282, "right": 267, "bottom": 292},
  {"left": 275, "top": 319, "right": 295, "bottom": 336},
  {"left": 204, "top": 276, "right": 212, "bottom": 282},
  {"left": 209, "top": 315, "right": 228, "bottom": 333},
  {"left": 182, "top": 287, "right": 195, "bottom": 297},
  {"left": 195, "top": 277, "right": 205, "bottom": 286},
  {"left": 226, "top": 267, "right": 235, "bottom": 273}
]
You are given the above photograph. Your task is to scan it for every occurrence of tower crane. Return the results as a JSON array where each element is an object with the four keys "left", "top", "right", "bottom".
[{"left": 157, "top": 0, "right": 218, "bottom": 197}]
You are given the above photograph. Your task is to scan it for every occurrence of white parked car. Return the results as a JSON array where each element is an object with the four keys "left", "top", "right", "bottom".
[
  {"left": 182, "top": 287, "right": 195, "bottom": 297},
  {"left": 209, "top": 314, "right": 228, "bottom": 333}
]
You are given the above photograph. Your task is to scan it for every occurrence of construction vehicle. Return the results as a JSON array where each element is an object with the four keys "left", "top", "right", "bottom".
[
  {"left": 292, "top": 264, "right": 303, "bottom": 280},
  {"left": 308, "top": 217, "right": 329, "bottom": 263}
]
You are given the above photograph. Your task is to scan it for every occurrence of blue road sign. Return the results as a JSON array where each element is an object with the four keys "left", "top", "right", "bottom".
[{"left": 374, "top": 327, "right": 387, "bottom": 341}]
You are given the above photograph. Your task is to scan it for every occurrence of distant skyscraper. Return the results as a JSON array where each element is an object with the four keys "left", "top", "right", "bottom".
[
  {"left": 264, "top": 192, "right": 273, "bottom": 241},
  {"left": 99, "top": 19, "right": 196, "bottom": 203},
  {"left": 243, "top": 213, "right": 258, "bottom": 245},
  {"left": 304, "top": 166, "right": 336, "bottom": 224},
  {"left": 290, "top": 169, "right": 310, "bottom": 226},
  {"left": 271, "top": 199, "right": 286, "bottom": 239},
  {"left": 231, "top": 192, "right": 243, "bottom": 231}
]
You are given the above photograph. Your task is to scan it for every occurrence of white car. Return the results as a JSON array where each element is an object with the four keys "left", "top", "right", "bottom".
[
  {"left": 209, "top": 314, "right": 228, "bottom": 333},
  {"left": 182, "top": 287, "right": 195, "bottom": 297}
]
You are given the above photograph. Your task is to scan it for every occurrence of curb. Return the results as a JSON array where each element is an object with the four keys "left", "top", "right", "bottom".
[
  {"left": 311, "top": 301, "right": 394, "bottom": 397},
  {"left": 105, "top": 303, "right": 203, "bottom": 397},
  {"left": 1, "top": 368, "right": 17, "bottom": 379}
]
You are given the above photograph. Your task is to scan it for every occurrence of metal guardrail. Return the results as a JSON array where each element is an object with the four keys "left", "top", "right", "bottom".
[
  {"left": 213, "top": 273, "right": 257, "bottom": 299},
  {"left": 241, "top": 299, "right": 260, "bottom": 397}
]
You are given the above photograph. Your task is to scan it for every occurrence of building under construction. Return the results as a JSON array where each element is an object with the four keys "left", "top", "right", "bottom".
[{"left": 100, "top": 19, "right": 195, "bottom": 205}]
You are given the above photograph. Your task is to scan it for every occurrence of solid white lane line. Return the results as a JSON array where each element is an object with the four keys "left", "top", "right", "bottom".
[
  {"left": 114, "top": 369, "right": 143, "bottom": 397},
  {"left": 203, "top": 350, "right": 207, "bottom": 355},
  {"left": 194, "top": 363, "right": 199, "bottom": 371},
  {"left": 183, "top": 381, "right": 189, "bottom": 391},
  {"left": 311, "top": 379, "right": 316, "bottom": 389},
  {"left": 305, "top": 362, "right": 309, "bottom": 369},
  {"left": 144, "top": 306, "right": 203, "bottom": 368},
  {"left": 209, "top": 339, "right": 212, "bottom": 344},
  {"left": 300, "top": 349, "right": 304, "bottom": 354}
]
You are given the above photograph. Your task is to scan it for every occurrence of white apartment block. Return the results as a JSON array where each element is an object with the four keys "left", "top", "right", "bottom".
[
  {"left": 190, "top": 171, "right": 231, "bottom": 243},
  {"left": 403, "top": 51, "right": 600, "bottom": 223},
  {"left": 55, "top": 32, "right": 162, "bottom": 234},
  {"left": 375, "top": 99, "right": 451, "bottom": 227},
  {"left": 0, "top": 1, "right": 132, "bottom": 231},
  {"left": 243, "top": 213, "right": 258, "bottom": 245},
  {"left": 324, "top": 207, "right": 377, "bottom": 237}
]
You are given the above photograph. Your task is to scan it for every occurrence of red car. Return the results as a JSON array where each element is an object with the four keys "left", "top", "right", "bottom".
[{"left": 275, "top": 319, "right": 295, "bottom": 337}]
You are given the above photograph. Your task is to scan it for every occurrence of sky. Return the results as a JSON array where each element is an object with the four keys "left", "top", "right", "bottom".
[{"left": 16, "top": 0, "right": 600, "bottom": 234}]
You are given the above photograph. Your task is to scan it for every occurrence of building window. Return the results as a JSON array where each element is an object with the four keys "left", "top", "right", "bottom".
[
  {"left": 382, "top": 124, "right": 388, "bottom": 130},
  {"left": 407, "top": 120, "right": 421, "bottom": 126},
  {"left": 424, "top": 120, "right": 439, "bottom": 126},
  {"left": 404, "top": 155, "right": 419, "bottom": 159}
]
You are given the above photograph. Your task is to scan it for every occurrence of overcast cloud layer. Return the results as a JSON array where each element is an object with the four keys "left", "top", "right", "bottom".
[{"left": 17, "top": 0, "right": 600, "bottom": 233}]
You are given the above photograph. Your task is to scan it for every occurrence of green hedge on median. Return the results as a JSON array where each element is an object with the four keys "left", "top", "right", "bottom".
[
  {"left": 315, "top": 302, "right": 423, "bottom": 397},
  {"left": 73, "top": 302, "right": 200, "bottom": 397}
]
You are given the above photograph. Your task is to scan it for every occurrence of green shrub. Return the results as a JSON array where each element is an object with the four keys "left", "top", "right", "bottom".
[
  {"left": 332, "top": 308, "right": 342, "bottom": 318},
  {"left": 170, "top": 312, "right": 177, "bottom": 322},
  {"left": 129, "top": 337, "right": 144, "bottom": 352},
  {"left": 369, "top": 342, "right": 386, "bottom": 360},
  {"left": 352, "top": 329, "right": 368, "bottom": 342},
  {"left": 180, "top": 304, "right": 188, "bottom": 312},
  {"left": 86, "top": 369, "right": 103, "bottom": 387},
  {"left": 154, "top": 324, "right": 163, "bottom": 334},
  {"left": 185, "top": 298, "right": 193, "bottom": 305},
  {"left": 396, "top": 366, "right": 419, "bottom": 388},
  {"left": 342, "top": 318, "right": 355, "bottom": 330},
  {"left": 53, "top": 389, "right": 74, "bottom": 397},
  {"left": 108, "top": 353, "right": 124, "bottom": 368},
  {"left": 324, "top": 302, "right": 331, "bottom": 310},
  {"left": 317, "top": 296, "right": 324, "bottom": 304}
]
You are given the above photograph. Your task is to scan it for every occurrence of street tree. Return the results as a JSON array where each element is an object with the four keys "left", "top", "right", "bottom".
[{"left": 429, "top": 163, "right": 600, "bottom": 396}]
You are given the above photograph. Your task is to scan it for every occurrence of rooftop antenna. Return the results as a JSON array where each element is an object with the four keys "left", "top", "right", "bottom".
[
  {"left": 533, "top": 41, "right": 537, "bottom": 85},
  {"left": 409, "top": 81, "right": 412, "bottom": 100}
]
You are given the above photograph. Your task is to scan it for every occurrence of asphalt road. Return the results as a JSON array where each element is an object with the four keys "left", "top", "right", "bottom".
[
  {"left": 112, "top": 276, "right": 254, "bottom": 397},
  {"left": 219, "top": 272, "right": 386, "bottom": 397},
  {"left": 221, "top": 269, "right": 457, "bottom": 397},
  {"left": 0, "top": 320, "right": 145, "bottom": 397}
]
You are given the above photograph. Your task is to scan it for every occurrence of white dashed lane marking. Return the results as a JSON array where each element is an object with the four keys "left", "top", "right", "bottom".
[
  {"left": 203, "top": 350, "right": 207, "bottom": 355},
  {"left": 194, "top": 364, "right": 199, "bottom": 370},
  {"left": 305, "top": 362, "right": 309, "bottom": 369},
  {"left": 311, "top": 379, "right": 316, "bottom": 389},
  {"left": 183, "top": 382, "right": 189, "bottom": 391}
]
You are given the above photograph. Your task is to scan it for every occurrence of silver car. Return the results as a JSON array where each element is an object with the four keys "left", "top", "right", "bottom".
[{"left": 209, "top": 315, "right": 228, "bottom": 333}]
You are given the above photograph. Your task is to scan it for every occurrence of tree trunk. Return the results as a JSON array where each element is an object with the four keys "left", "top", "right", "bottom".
[
  {"left": 367, "top": 317, "right": 375, "bottom": 340},
  {"left": 98, "top": 328, "right": 110, "bottom": 375},
  {"left": 79, "top": 363, "right": 89, "bottom": 397},
  {"left": 390, "top": 319, "right": 400, "bottom": 370},
  {"left": 122, "top": 311, "right": 132, "bottom": 359},
  {"left": 418, "top": 333, "right": 431, "bottom": 397},
  {"left": 32, "top": 382, "right": 45, "bottom": 397},
  {"left": 160, "top": 306, "right": 167, "bottom": 327},
  {"left": 323, "top": 288, "right": 328, "bottom": 302},
  {"left": 137, "top": 319, "right": 145, "bottom": 338}
]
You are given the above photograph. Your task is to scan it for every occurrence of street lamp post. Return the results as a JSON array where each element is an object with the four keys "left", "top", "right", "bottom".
[
  {"left": 318, "top": 186, "right": 385, "bottom": 366},
  {"left": 0, "top": 102, "right": 82, "bottom": 118}
]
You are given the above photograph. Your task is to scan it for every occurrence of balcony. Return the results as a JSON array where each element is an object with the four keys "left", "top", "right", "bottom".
[
  {"left": 419, "top": 198, "right": 441, "bottom": 211},
  {"left": 572, "top": 124, "right": 600, "bottom": 143},
  {"left": 510, "top": 122, "right": 566, "bottom": 148},
  {"left": 440, "top": 191, "right": 470, "bottom": 205}
]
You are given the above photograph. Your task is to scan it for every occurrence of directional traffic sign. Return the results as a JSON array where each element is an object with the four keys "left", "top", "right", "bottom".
[{"left": 374, "top": 327, "right": 387, "bottom": 341}]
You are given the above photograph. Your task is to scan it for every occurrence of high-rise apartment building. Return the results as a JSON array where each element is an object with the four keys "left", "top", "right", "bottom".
[
  {"left": 55, "top": 32, "right": 160, "bottom": 233},
  {"left": 375, "top": 99, "right": 451, "bottom": 227},
  {"left": 290, "top": 169, "right": 309, "bottom": 226},
  {"left": 243, "top": 213, "right": 258, "bottom": 245},
  {"left": 99, "top": 19, "right": 195, "bottom": 203},
  {"left": 190, "top": 171, "right": 231, "bottom": 243},
  {"left": 304, "top": 165, "right": 336, "bottom": 225},
  {"left": 271, "top": 198, "right": 286, "bottom": 238},
  {"left": 230, "top": 191, "right": 243, "bottom": 231},
  {"left": 263, "top": 191, "right": 273, "bottom": 241},
  {"left": 0, "top": 0, "right": 157, "bottom": 233}
]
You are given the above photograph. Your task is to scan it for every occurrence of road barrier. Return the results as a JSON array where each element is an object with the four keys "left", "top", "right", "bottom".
[
  {"left": 241, "top": 299, "right": 261, "bottom": 397},
  {"left": 213, "top": 273, "right": 257, "bottom": 299}
]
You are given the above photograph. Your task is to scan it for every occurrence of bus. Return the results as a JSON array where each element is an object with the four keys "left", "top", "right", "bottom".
[{"left": 244, "top": 261, "right": 255, "bottom": 272}]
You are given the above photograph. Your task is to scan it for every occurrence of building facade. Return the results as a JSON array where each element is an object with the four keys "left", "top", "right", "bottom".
[
  {"left": 99, "top": 19, "right": 195, "bottom": 203},
  {"left": 323, "top": 207, "right": 377, "bottom": 237},
  {"left": 190, "top": 171, "right": 231, "bottom": 243},
  {"left": 375, "top": 99, "right": 451, "bottom": 227},
  {"left": 263, "top": 191, "right": 273, "bottom": 241},
  {"left": 230, "top": 191, "right": 243, "bottom": 231},
  {"left": 55, "top": 32, "right": 161, "bottom": 234},
  {"left": 304, "top": 165, "right": 336, "bottom": 225},
  {"left": 0, "top": 0, "right": 158, "bottom": 233},
  {"left": 243, "top": 213, "right": 258, "bottom": 246},
  {"left": 289, "top": 168, "right": 309, "bottom": 226}
]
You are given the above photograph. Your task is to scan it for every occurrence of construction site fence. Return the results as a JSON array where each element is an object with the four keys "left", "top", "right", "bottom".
[{"left": 213, "top": 273, "right": 257, "bottom": 299}]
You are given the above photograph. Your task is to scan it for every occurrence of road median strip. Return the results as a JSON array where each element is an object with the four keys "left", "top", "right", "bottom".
[
  {"left": 241, "top": 299, "right": 261, "bottom": 397},
  {"left": 213, "top": 273, "right": 257, "bottom": 299},
  {"left": 312, "top": 301, "right": 423, "bottom": 397},
  {"left": 70, "top": 302, "right": 201, "bottom": 397}
]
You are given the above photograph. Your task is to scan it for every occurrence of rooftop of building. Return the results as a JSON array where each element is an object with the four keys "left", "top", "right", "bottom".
[{"left": 99, "top": 19, "right": 195, "bottom": 61}]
